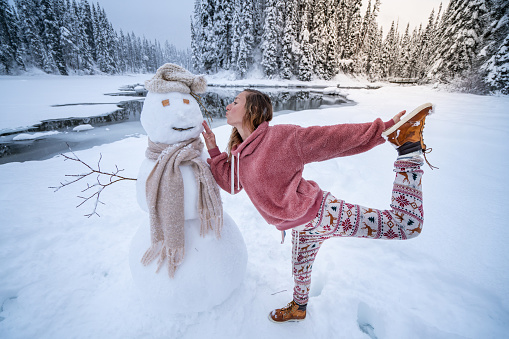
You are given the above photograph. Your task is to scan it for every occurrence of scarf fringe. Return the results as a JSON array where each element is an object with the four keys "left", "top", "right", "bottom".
[
  {"left": 141, "top": 241, "right": 185, "bottom": 278},
  {"left": 141, "top": 240, "right": 163, "bottom": 266},
  {"left": 199, "top": 213, "right": 223, "bottom": 239}
]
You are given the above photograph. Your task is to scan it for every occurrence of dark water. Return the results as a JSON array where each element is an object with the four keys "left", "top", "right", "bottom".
[{"left": 0, "top": 87, "right": 353, "bottom": 164}]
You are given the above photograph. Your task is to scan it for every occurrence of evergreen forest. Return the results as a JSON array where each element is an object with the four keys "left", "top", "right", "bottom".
[
  {"left": 191, "top": 0, "right": 508, "bottom": 94},
  {"left": 1, "top": 0, "right": 508, "bottom": 94},
  {"left": 0, "top": 0, "right": 191, "bottom": 75}
]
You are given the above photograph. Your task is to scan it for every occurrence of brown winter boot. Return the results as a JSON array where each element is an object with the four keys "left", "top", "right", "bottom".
[
  {"left": 268, "top": 300, "right": 306, "bottom": 323},
  {"left": 383, "top": 102, "right": 437, "bottom": 169}
]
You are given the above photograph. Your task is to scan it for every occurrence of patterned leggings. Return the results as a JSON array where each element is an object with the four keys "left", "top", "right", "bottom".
[{"left": 292, "top": 158, "right": 424, "bottom": 305}]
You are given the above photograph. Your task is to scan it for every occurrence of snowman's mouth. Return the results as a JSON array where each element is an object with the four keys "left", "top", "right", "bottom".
[{"left": 172, "top": 126, "right": 194, "bottom": 131}]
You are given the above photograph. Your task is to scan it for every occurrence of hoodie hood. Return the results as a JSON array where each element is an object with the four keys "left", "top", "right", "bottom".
[{"left": 231, "top": 121, "right": 270, "bottom": 158}]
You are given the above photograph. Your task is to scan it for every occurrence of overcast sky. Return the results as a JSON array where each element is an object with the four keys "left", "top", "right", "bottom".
[{"left": 97, "top": 0, "right": 449, "bottom": 50}]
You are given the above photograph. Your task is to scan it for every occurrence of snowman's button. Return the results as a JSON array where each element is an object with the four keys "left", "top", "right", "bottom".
[
  {"left": 162, "top": 99, "right": 170, "bottom": 107},
  {"left": 183, "top": 99, "right": 190, "bottom": 104}
]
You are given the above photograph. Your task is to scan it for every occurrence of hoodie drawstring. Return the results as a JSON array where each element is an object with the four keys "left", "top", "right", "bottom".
[
  {"left": 230, "top": 154, "right": 235, "bottom": 195},
  {"left": 237, "top": 154, "right": 240, "bottom": 191},
  {"left": 230, "top": 152, "right": 241, "bottom": 195}
]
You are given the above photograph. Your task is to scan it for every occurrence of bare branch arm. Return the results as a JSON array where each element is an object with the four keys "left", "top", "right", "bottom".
[{"left": 49, "top": 144, "right": 136, "bottom": 217}]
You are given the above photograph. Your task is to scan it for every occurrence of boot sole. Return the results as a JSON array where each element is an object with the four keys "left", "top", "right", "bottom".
[
  {"left": 268, "top": 313, "right": 306, "bottom": 323},
  {"left": 382, "top": 102, "right": 433, "bottom": 137}
]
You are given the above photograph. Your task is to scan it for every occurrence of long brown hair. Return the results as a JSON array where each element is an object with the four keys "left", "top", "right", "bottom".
[{"left": 227, "top": 89, "right": 273, "bottom": 158}]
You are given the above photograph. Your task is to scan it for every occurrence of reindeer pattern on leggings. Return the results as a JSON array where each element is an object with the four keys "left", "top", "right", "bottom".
[{"left": 292, "top": 158, "right": 424, "bottom": 305}]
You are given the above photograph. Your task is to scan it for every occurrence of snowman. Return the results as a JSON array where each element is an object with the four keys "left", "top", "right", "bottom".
[{"left": 129, "top": 63, "right": 247, "bottom": 313}]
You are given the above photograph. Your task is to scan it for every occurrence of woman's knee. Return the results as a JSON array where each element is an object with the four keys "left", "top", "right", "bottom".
[{"left": 404, "top": 221, "right": 423, "bottom": 239}]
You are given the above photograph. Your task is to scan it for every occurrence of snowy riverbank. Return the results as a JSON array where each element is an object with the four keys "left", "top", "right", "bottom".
[
  {"left": 0, "top": 74, "right": 150, "bottom": 134},
  {"left": 0, "top": 80, "right": 508, "bottom": 338},
  {"left": 0, "top": 73, "right": 374, "bottom": 134}
]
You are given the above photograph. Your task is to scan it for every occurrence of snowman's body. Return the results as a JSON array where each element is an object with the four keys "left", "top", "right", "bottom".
[
  {"left": 135, "top": 92, "right": 204, "bottom": 220},
  {"left": 129, "top": 90, "right": 247, "bottom": 314}
]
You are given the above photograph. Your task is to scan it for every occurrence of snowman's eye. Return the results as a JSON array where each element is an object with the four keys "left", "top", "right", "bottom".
[
  {"left": 162, "top": 99, "right": 170, "bottom": 107},
  {"left": 183, "top": 99, "right": 190, "bottom": 104}
]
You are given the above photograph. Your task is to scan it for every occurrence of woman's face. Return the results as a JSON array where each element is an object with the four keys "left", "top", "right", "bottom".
[{"left": 226, "top": 91, "right": 247, "bottom": 128}]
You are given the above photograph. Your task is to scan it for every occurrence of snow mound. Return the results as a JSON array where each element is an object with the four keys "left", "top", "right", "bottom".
[
  {"left": 128, "top": 213, "right": 247, "bottom": 314},
  {"left": 73, "top": 124, "right": 94, "bottom": 132},
  {"left": 12, "top": 131, "right": 60, "bottom": 140}
]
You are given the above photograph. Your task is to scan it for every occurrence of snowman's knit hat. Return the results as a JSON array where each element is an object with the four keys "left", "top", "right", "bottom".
[{"left": 145, "top": 63, "right": 207, "bottom": 94}]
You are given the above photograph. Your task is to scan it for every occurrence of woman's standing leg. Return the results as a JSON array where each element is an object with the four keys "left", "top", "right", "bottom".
[{"left": 290, "top": 156, "right": 424, "bottom": 311}]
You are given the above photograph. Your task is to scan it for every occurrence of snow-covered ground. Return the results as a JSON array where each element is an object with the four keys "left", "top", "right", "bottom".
[{"left": 0, "top": 75, "right": 508, "bottom": 339}]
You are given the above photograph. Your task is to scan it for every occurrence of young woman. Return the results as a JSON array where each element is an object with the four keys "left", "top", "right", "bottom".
[{"left": 201, "top": 89, "right": 433, "bottom": 323}]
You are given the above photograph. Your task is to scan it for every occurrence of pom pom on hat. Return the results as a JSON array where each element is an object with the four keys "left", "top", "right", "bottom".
[{"left": 145, "top": 63, "right": 207, "bottom": 94}]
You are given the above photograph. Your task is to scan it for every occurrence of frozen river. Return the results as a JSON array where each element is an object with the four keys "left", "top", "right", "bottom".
[{"left": 0, "top": 87, "right": 352, "bottom": 164}]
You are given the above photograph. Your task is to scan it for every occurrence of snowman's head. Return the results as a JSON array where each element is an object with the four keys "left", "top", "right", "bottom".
[
  {"left": 141, "top": 63, "right": 208, "bottom": 145},
  {"left": 141, "top": 91, "right": 204, "bottom": 145}
]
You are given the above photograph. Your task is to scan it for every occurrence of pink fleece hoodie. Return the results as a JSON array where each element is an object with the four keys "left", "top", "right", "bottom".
[{"left": 207, "top": 119, "right": 394, "bottom": 231}]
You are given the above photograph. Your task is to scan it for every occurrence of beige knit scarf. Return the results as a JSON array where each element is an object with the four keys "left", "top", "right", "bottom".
[{"left": 141, "top": 137, "right": 223, "bottom": 278}]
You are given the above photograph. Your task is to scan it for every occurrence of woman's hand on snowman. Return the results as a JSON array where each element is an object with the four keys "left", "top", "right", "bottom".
[
  {"left": 202, "top": 121, "right": 217, "bottom": 150},
  {"left": 392, "top": 110, "right": 406, "bottom": 124}
]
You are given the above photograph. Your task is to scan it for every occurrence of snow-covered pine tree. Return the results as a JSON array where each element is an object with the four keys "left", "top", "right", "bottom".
[
  {"left": 336, "top": 0, "right": 347, "bottom": 63},
  {"left": 261, "top": 0, "right": 279, "bottom": 77},
  {"left": 311, "top": 0, "right": 327, "bottom": 78},
  {"left": 199, "top": 0, "right": 216, "bottom": 72},
  {"left": 80, "top": 0, "right": 96, "bottom": 68},
  {"left": 229, "top": 0, "right": 241, "bottom": 74},
  {"left": 483, "top": 33, "right": 509, "bottom": 93},
  {"left": 94, "top": 5, "right": 117, "bottom": 74},
  {"left": 416, "top": 11, "right": 432, "bottom": 79},
  {"left": 323, "top": 0, "right": 339, "bottom": 80},
  {"left": 236, "top": 0, "right": 255, "bottom": 77},
  {"left": 117, "top": 29, "right": 128, "bottom": 73},
  {"left": 191, "top": 0, "right": 203, "bottom": 72},
  {"left": 279, "top": 0, "right": 298, "bottom": 79},
  {"left": 274, "top": 0, "right": 285, "bottom": 72},
  {"left": 298, "top": 0, "right": 313, "bottom": 81},
  {"left": 363, "top": 0, "right": 381, "bottom": 79},
  {"left": 59, "top": 0, "right": 74, "bottom": 69},
  {"left": 141, "top": 37, "right": 149, "bottom": 72},
  {"left": 356, "top": 0, "right": 371, "bottom": 55},
  {"left": 251, "top": 0, "right": 264, "bottom": 54},
  {"left": 104, "top": 9, "right": 119, "bottom": 73},
  {"left": 379, "top": 21, "right": 396, "bottom": 79},
  {"left": 15, "top": 0, "right": 46, "bottom": 70},
  {"left": 73, "top": 0, "right": 95, "bottom": 73},
  {"left": 40, "top": 0, "right": 67, "bottom": 74},
  {"left": 428, "top": 0, "right": 489, "bottom": 84},
  {"left": 62, "top": 0, "right": 86, "bottom": 73},
  {"left": 126, "top": 32, "right": 137, "bottom": 72},
  {"left": 397, "top": 23, "right": 412, "bottom": 78},
  {"left": 340, "top": 0, "right": 362, "bottom": 61},
  {"left": 354, "top": 0, "right": 380, "bottom": 77},
  {"left": 0, "top": 0, "right": 24, "bottom": 73},
  {"left": 368, "top": 26, "right": 384, "bottom": 80},
  {"left": 480, "top": 0, "right": 509, "bottom": 93},
  {"left": 407, "top": 24, "right": 423, "bottom": 79},
  {"left": 213, "top": 0, "right": 233, "bottom": 70}
]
